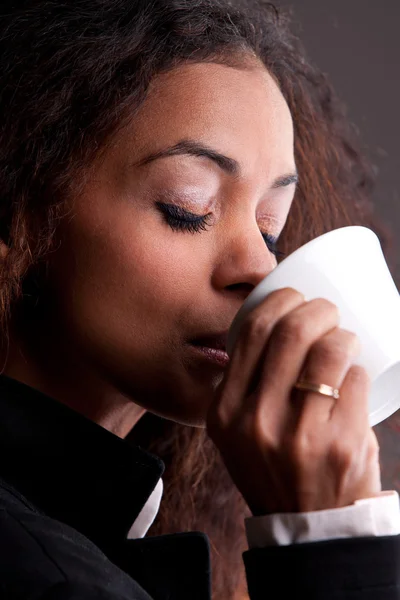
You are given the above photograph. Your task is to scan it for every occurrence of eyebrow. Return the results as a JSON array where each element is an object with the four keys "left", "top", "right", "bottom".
[{"left": 134, "top": 139, "right": 298, "bottom": 189}]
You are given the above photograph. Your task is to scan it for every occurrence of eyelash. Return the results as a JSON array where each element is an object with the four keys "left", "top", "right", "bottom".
[{"left": 156, "top": 202, "right": 286, "bottom": 258}]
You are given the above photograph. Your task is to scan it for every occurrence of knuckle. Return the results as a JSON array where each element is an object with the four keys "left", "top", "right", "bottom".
[
  {"left": 243, "top": 288, "right": 307, "bottom": 342},
  {"left": 309, "top": 338, "right": 346, "bottom": 366},
  {"left": 366, "top": 433, "right": 380, "bottom": 463},
  {"left": 328, "top": 440, "right": 354, "bottom": 471},
  {"left": 273, "top": 315, "right": 311, "bottom": 347},
  {"left": 270, "top": 287, "right": 306, "bottom": 303},
  {"left": 249, "top": 410, "right": 274, "bottom": 448},
  {"left": 236, "top": 399, "right": 282, "bottom": 453},
  {"left": 309, "top": 297, "right": 340, "bottom": 320},
  {"left": 206, "top": 401, "right": 231, "bottom": 439},
  {"left": 241, "top": 312, "right": 271, "bottom": 345},
  {"left": 347, "top": 364, "right": 370, "bottom": 385},
  {"left": 311, "top": 331, "right": 360, "bottom": 364},
  {"left": 339, "top": 330, "right": 362, "bottom": 355},
  {"left": 291, "top": 431, "right": 322, "bottom": 464}
]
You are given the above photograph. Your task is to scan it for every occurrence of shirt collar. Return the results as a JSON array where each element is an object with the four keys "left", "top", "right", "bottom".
[{"left": 0, "top": 374, "right": 164, "bottom": 553}]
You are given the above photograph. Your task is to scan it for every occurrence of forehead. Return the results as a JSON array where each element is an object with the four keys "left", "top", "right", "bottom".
[{"left": 114, "top": 61, "right": 295, "bottom": 178}]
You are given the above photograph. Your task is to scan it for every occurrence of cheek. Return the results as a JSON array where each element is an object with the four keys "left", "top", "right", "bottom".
[{"left": 55, "top": 207, "right": 203, "bottom": 347}]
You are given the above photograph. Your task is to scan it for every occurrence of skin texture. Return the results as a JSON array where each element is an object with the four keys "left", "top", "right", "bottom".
[
  {"left": 207, "top": 289, "right": 381, "bottom": 514},
  {"left": 2, "top": 61, "right": 296, "bottom": 437},
  {"left": 1, "top": 58, "right": 381, "bottom": 512}
]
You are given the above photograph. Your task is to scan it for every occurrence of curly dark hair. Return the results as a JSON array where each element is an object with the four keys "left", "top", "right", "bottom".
[{"left": 0, "top": 1, "right": 396, "bottom": 598}]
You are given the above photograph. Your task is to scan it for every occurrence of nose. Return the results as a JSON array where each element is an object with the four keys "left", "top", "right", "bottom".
[{"left": 212, "top": 222, "right": 278, "bottom": 304}]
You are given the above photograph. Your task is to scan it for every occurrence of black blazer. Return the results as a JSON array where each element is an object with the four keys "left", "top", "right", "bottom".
[{"left": 0, "top": 374, "right": 399, "bottom": 600}]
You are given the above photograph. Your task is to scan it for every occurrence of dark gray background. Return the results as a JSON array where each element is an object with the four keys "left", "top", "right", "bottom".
[
  {"left": 276, "top": 1, "right": 400, "bottom": 486},
  {"left": 277, "top": 0, "right": 400, "bottom": 283}
]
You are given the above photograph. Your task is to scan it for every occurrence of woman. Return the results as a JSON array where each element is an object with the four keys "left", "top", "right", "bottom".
[{"left": 0, "top": 1, "right": 398, "bottom": 599}]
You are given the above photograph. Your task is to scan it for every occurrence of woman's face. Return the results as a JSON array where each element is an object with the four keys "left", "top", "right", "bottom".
[{"left": 25, "top": 61, "right": 297, "bottom": 428}]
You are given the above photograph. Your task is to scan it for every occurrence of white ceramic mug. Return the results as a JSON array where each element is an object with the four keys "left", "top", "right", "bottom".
[{"left": 226, "top": 226, "right": 400, "bottom": 426}]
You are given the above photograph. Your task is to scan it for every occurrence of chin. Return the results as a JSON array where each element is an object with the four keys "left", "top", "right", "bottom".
[
  {"left": 148, "top": 403, "right": 208, "bottom": 429},
  {"left": 123, "top": 368, "right": 222, "bottom": 429},
  {"left": 146, "top": 388, "right": 212, "bottom": 429},
  {"left": 174, "top": 414, "right": 207, "bottom": 429},
  {"left": 170, "top": 385, "right": 219, "bottom": 428}
]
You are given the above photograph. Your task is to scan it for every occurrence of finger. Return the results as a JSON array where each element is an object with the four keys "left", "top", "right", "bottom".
[
  {"left": 251, "top": 298, "right": 341, "bottom": 424},
  {"left": 332, "top": 364, "right": 376, "bottom": 505},
  {"left": 334, "top": 363, "right": 371, "bottom": 426},
  {"left": 293, "top": 327, "right": 362, "bottom": 426},
  {"left": 214, "top": 288, "right": 305, "bottom": 419}
]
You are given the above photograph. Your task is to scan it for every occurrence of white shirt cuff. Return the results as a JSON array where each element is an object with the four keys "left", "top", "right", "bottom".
[{"left": 245, "top": 491, "right": 400, "bottom": 548}]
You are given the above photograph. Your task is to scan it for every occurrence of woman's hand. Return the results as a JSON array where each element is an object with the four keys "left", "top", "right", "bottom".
[{"left": 206, "top": 287, "right": 381, "bottom": 516}]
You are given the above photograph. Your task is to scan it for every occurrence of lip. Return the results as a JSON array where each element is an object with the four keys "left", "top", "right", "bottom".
[
  {"left": 190, "top": 331, "right": 229, "bottom": 352},
  {"left": 189, "top": 344, "right": 230, "bottom": 367}
]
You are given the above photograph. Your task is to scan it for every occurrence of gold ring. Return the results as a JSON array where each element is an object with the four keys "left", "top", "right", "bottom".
[{"left": 293, "top": 381, "right": 340, "bottom": 400}]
